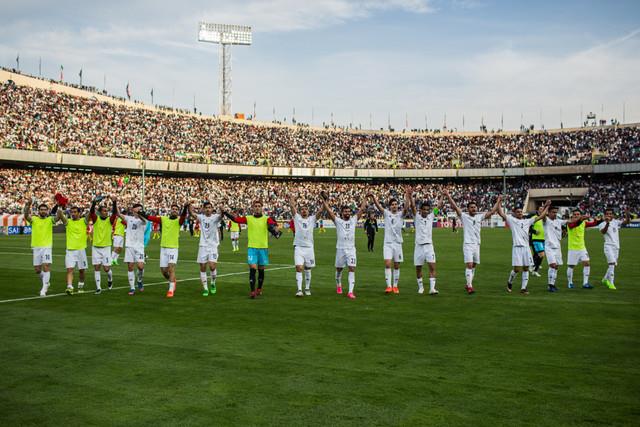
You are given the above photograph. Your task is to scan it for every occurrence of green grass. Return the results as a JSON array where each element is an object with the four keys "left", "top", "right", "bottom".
[{"left": 1, "top": 228, "right": 639, "bottom": 426}]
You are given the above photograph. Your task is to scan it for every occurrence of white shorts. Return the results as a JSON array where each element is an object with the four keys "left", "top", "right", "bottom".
[
  {"left": 546, "top": 247, "right": 563, "bottom": 266},
  {"left": 124, "top": 247, "right": 145, "bottom": 264},
  {"left": 335, "top": 248, "right": 357, "bottom": 268},
  {"left": 160, "top": 247, "right": 179, "bottom": 268},
  {"left": 113, "top": 235, "right": 125, "bottom": 249},
  {"left": 414, "top": 244, "right": 436, "bottom": 265},
  {"left": 230, "top": 231, "right": 239, "bottom": 239},
  {"left": 197, "top": 246, "right": 219, "bottom": 263},
  {"left": 32, "top": 247, "right": 53, "bottom": 266},
  {"left": 512, "top": 246, "right": 533, "bottom": 267},
  {"left": 294, "top": 246, "right": 316, "bottom": 268},
  {"left": 604, "top": 245, "right": 619, "bottom": 265},
  {"left": 463, "top": 243, "right": 480, "bottom": 264},
  {"left": 92, "top": 246, "right": 112, "bottom": 266},
  {"left": 567, "top": 249, "right": 589, "bottom": 266},
  {"left": 383, "top": 242, "right": 404, "bottom": 263},
  {"left": 65, "top": 249, "right": 88, "bottom": 269}
]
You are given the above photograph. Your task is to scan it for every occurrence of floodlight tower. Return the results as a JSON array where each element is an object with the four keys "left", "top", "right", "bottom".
[{"left": 198, "top": 22, "right": 252, "bottom": 117}]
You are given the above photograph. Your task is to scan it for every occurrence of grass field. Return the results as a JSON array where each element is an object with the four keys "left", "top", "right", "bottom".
[{"left": 1, "top": 227, "right": 639, "bottom": 426}]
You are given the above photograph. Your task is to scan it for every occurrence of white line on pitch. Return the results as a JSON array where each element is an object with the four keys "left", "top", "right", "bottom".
[{"left": 0, "top": 265, "right": 294, "bottom": 304}]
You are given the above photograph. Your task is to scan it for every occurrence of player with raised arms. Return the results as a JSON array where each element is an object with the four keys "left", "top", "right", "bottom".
[
  {"left": 566, "top": 209, "right": 600, "bottom": 289},
  {"left": 444, "top": 190, "right": 501, "bottom": 294},
  {"left": 599, "top": 208, "right": 630, "bottom": 290},
  {"left": 530, "top": 204, "right": 547, "bottom": 277},
  {"left": 406, "top": 187, "right": 443, "bottom": 295},
  {"left": 496, "top": 200, "right": 551, "bottom": 295},
  {"left": 289, "top": 193, "right": 319, "bottom": 297},
  {"left": 111, "top": 214, "right": 125, "bottom": 266},
  {"left": 23, "top": 196, "right": 56, "bottom": 296},
  {"left": 369, "top": 190, "right": 411, "bottom": 294},
  {"left": 112, "top": 196, "right": 147, "bottom": 295},
  {"left": 320, "top": 191, "right": 368, "bottom": 300},
  {"left": 225, "top": 200, "right": 282, "bottom": 299},
  {"left": 189, "top": 201, "right": 223, "bottom": 296},
  {"left": 142, "top": 203, "right": 188, "bottom": 298},
  {"left": 88, "top": 196, "right": 118, "bottom": 294},
  {"left": 228, "top": 212, "right": 241, "bottom": 252},
  {"left": 56, "top": 204, "right": 89, "bottom": 294},
  {"left": 543, "top": 205, "right": 567, "bottom": 292}
]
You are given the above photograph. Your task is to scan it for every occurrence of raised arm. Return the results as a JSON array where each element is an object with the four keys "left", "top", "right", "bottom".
[
  {"left": 405, "top": 187, "right": 416, "bottom": 217},
  {"left": 320, "top": 198, "right": 336, "bottom": 222},
  {"left": 23, "top": 197, "right": 33, "bottom": 224},
  {"left": 534, "top": 200, "right": 552, "bottom": 222},
  {"left": 188, "top": 203, "right": 198, "bottom": 221},
  {"left": 443, "top": 190, "right": 462, "bottom": 218},
  {"left": 623, "top": 208, "right": 631, "bottom": 226},
  {"left": 289, "top": 194, "right": 297, "bottom": 218},
  {"left": 56, "top": 206, "right": 68, "bottom": 225},
  {"left": 485, "top": 195, "right": 502, "bottom": 220},
  {"left": 110, "top": 195, "right": 127, "bottom": 223},
  {"left": 369, "top": 193, "right": 385, "bottom": 213}
]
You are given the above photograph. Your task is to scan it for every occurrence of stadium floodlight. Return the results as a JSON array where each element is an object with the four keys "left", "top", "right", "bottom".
[{"left": 198, "top": 22, "right": 252, "bottom": 117}]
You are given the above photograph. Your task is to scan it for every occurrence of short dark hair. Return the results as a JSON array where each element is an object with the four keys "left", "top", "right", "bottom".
[
  {"left": 203, "top": 201, "right": 213, "bottom": 208},
  {"left": 340, "top": 205, "right": 351, "bottom": 212},
  {"left": 389, "top": 198, "right": 398, "bottom": 205},
  {"left": 419, "top": 200, "right": 431, "bottom": 209},
  {"left": 132, "top": 203, "right": 143, "bottom": 209},
  {"left": 467, "top": 201, "right": 477, "bottom": 208},
  {"left": 549, "top": 206, "right": 558, "bottom": 211},
  {"left": 572, "top": 208, "right": 581, "bottom": 214},
  {"left": 604, "top": 208, "right": 614, "bottom": 214},
  {"left": 171, "top": 204, "right": 179, "bottom": 209},
  {"left": 37, "top": 203, "right": 48, "bottom": 210},
  {"left": 69, "top": 206, "right": 79, "bottom": 211}
]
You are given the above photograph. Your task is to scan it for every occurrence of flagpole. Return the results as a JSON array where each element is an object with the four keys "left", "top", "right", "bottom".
[{"left": 38, "top": 57, "right": 42, "bottom": 77}]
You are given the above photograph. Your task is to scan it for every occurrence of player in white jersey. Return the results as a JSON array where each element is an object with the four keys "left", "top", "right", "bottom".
[
  {"left": 289, "top": 194, "right": 319, "bottom": 297},
  {"left": 496, "top": 200, "right": 550, "bottom": 295},
  {"left": 369, "top": 190, "right": 410, "bottom": 294},
  {"left": 444, "top": 190, "right": 501, "bottom": 294},
  {"left": 599, "top": 208, "right": 630, "bottom": 290},
  {"left": 320, "top": 191, "right": 368, "bottom": 300},
  {"left": 189, "top": 202, "right": 223, "bottom": 296},
  {"left": 407, "top": 188, "right": 443, "bottom": 295},
  {"left": 543, "top": 206, "right": 567, "bottom": 292},
  {"left": 114, "top": 199, "right": 147, "bottom": 295}
]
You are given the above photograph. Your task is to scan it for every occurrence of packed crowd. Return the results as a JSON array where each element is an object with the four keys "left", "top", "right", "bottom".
[
  {"left": 1, "top": 168, "right": 637, "bottom": 217},
  {"left": 2, "top": 81, "right": 639, "bottom": 169}
]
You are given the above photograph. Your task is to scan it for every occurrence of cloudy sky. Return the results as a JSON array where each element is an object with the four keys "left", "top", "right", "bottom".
[{"left": 2, "top": 0, "right": 639, "bottom": 131}]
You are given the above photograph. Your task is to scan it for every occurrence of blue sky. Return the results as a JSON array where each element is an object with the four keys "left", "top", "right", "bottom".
[{"left": 1, "top": 0, "right": 639, "bottom": 130}]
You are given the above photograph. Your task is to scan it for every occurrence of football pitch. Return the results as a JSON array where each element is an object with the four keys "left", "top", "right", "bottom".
[{"left": 1, "top": 228, "right": 638, "bottom": 426}]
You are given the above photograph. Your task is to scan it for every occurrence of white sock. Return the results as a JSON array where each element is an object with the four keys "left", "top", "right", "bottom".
[
  {"left": 210, "top": 269, "right": 217, "bottom": 285},
  {"left": 417, "top": 277, "right": 424, "bottom": 291},
  {"left": 336, "top": 270, "right": 343, "bottom": 287},
  {"left": 169, "top": 281, "right": 176, "bottom": 292},
  {"left": 567, "top": 267, "right": 574, "bottom": 284},
  {"left": 107, "top": 269, "right": 113, "bottom": 282},
  {"left": 296, "top": 271, "right": 303, "bottom": 291},
  {"left": 508, "top": 270, "right": 517, "bottom": 285},
  {"left": 393, "top": 269, "right": 400, "bottom": 287},
  {"left": 429, "top": 277, "right": 436, "bottom": 291},
  {"left": 465, "top": 268, "right": 473, "bottom": 287},
  {"left": 605, "top": 265, "right": 615, "bottom": 283},
  {"left": 137, "top": 268, "right": 144, "bottom": 282},
  {"left": 78, "top": 281, "right": 84, "bottom": 289},
  {"left": 200, "top": 272, "right": 208, "bottom": 289},
  {"left": 111, "top": 251, "right": 119, "bottom": 261},
  {"left": 548, "top": 268, "right": 557, "bottom": 285},
  {"left": 304, "top": 270, "right": 311, "bottom": 290},
  {"left": 128, "top": 271, "right": 135, "bottom": 289},
  {"left": 348, "top": 271, "right": 355, "bottom": 294},
  {"left": 521, "top": 271, "right": 529, "bottom": 290},
  {"left": 94, "top": 271, "right": 101, "bottom": 289},
  {"left": 385, "top": 268, "right": 391, "bottom": 287},
  {"left": 583, "top": 266, "right": 590, "bottom": 285},
  {"left": 41, "top": 271, "right": 50, "bottom": 292}
]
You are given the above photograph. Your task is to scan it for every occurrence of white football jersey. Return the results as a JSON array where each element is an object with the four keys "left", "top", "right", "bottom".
[
  {"left": 461, "top": 213, "right": 485, "bottom": 245},
  {"left": 599, "top": 219, "right": 621, "bottom": 248},
  {"left": 543, "top": 218, "right": 566, "bottom": 249},
  {"left": 335, "top": 216, "right": 358, "bottom": 249},
  {"left": 414, "top": 212, "right": 435, "bottom": 245},
  {"left": 383, "top": 209, "right": 404, "bottom": 244},
  {"left": 293, "top": 214, "right": 316, "bottom": 248},
  {"left": 124, "top": 215, "right": 146, "bottom": 250},
  {"left": 198, "top": 213, "right": 222, "bottom": 248},
  {"left": 506, "top": 215, "right": 537, "bottom": 247}
]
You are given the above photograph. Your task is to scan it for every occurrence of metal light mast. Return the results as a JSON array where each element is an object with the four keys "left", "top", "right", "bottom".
[{"left": 198, "top": 22, "right": 252, "bottom": 117}]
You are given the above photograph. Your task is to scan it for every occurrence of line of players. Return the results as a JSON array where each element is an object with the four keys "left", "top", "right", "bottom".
[{"left": 23, "top": 187, "right": 629, "bottom": 298}]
